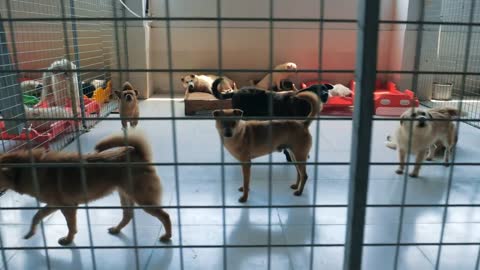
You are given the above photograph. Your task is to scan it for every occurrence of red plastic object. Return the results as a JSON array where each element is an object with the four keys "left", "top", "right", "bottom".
[
  {"left": 0, "top": 120, "right": 74, "bottom": 149},
  {"left": 349, "top": 80, "right": 419, "bottom": 116},
  {"left": 1, "top": 97, "right": 100, "bottom": 149},
  {"left": 84, "top": 96, "right": 101, "bottom": 116},
  {"left": 300, "top": 81, "right": 354, "bottom": 110}
]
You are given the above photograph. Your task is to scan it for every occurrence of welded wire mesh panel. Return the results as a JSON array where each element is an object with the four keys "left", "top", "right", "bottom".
[
  {"left": 418, "top": 0, "right": 480, "bottom": 127},
  {"left": 0, "top": 0, "right": 121, "bottom": 153}
]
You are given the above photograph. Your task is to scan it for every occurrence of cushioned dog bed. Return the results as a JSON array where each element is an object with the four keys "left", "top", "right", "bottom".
[{"left": 184, "top": 90, "right": 232, "bottom": 115}]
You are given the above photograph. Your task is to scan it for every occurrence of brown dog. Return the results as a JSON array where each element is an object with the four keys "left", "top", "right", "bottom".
[
  {"left": 392, "top": 107, "right": 461, "bottom": 177},
  {"left": 0, "top": 132, "right": 171, "bottom": 245},
  {"left": 213, "top": 91, "right": 318, "bottom": 202},
  {"left": 116, "top": 82, "right": 139, "bottom": 129}
]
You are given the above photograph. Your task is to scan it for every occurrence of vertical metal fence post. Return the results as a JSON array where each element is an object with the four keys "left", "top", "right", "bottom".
[
  {"left": 69, "top": 0, "right": 88, "bottom": 129},
  {"left": 343, "top": 0, "right": 380, "bottom": 269},
  {"left": 113, "top": 0, "right": 123, "bottom": 86},
  {"left": 59, "top": 1, "right": 97, "bottom": 268},
  {"left": 121, "top": 4, "right": 129, "bottom": 82}
]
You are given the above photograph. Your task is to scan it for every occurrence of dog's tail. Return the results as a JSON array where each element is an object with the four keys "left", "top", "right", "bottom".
[
  {"left": 95, "top": 131, "right": 152, "bottom": 162},
  {"left": 211, "top": 77, "right": 234, "bottom": 100},
  {"left": 429, "top": 107, "right": 467, "bottom": 117},
  {"left": 385, "top": 135, "right": 397, "bottom": 150},
  {"left": 296, "top": 91, "right": 320, "bottom": 127}
]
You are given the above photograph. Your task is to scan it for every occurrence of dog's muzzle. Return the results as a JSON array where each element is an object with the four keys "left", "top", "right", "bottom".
[
  {"left": 125, "top": 94, "right": 133, "bottom": 102},
  {"left": 188, "top": 81, "right": 195, "bottom": 90},
  {"left": 320, "top": 91, "right": 329, "bottom": 103},
  {"left": 417, "top": 116, "right": 427, "bottom": 127},
  {"left": 223, "top": 129, "right": 233, "bottom": 138}
]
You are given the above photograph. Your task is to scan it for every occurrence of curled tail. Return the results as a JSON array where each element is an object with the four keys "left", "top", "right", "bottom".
[
  {"left": 385, "top": 135, "right": 397, "bottom": 150},
  {"left": 429, "top": 107, "right": 466, "bottom": 117},
  {"left": 95, "top": 131, "right": 152, "bottom": 162},
  {"left": 211, "top": 77, "right": 234, "bottom": 100},
  {"left": 296, "top": 91, "right": 320, "bottom": 127}
]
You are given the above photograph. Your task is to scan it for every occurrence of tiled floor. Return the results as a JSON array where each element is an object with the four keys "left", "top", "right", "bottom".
[{"left": 1, "top": 97, "right": 480, "bottom": 269}]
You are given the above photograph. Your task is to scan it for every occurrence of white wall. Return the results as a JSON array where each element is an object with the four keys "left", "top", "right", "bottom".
[{"left": 125, "top": 0, "right": 413, "bottom": 95}]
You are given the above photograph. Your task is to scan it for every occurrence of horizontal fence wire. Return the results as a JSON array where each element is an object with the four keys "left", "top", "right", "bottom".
[
  {"left": 2, "top": 16, "right": 480, "bottom": 26},
  {"left": 3, "top": 204, "right": 480, "bottom": 210},
  {"left": 1, "top": 68, "right": 480, "bottom": 75},
  {"left": 2, "top": 243, "right": 480, "bottom": 251}
]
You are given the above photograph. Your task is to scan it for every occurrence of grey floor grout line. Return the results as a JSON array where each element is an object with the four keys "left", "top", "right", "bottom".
[{"left": 415, "top": 246, "right": 436, "bottom": 267}]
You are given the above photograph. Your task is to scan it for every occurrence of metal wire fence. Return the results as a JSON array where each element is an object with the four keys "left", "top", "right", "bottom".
[
  {"left": 0, "top": 0, "right": 479, "bottom": 270},
  {"left": 0, "top": 0, "right": 122, "bottom": 152}
]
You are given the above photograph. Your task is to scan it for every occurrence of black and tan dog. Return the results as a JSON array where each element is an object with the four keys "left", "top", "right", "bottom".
[
  {"left": 213, "top": 91, "right": 319, "bottom": 202},
  {"left": 212, "top": 77, "right": 330, "bottom": 117},
  {"left": 0, "top": 132, "right": 171, "bottom": 245}
]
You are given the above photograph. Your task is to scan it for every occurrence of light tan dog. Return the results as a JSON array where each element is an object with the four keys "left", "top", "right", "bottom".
[
  {"left": 391, "top": 107, "right": 461, "bottom": 177},
  {"left": 0, "top": 132, "right": 171, "bottom": 245},
  {"left": 255, "top": 62, "right": 298, "bottom": 91},
  {"left": 181, "top": 74, "right": 237, "bottom": 94},
  {"left": 116, "top": 82, "right": 139, "bottom": 129},
  {"left": 213, "top": 91, "right": 318, "bottom": 202}
]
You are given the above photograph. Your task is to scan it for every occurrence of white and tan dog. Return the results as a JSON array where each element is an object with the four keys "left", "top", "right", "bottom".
[
  {"left": 181, "top": 74, "right": 237, "bottom": 94},
  {"left": 388, "top": 107, "right": 461, "bottom": 177},
  {"left": 255, "top": 62, "right": 297, "bottom": 91}
]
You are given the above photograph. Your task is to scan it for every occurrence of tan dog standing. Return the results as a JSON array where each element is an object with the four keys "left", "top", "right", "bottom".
[
  {"left": 213, "top": 91, "right": 318, "bottom": 202},
  {"left": 391, "top": 107, "right": 460, "bottom": 177},
  {"left": 0, "top": 132, "right": 171, "bottom": 245},
  {"left": 116, "top": 82, "right": 139, "bottom": 129},
  {"left": 255, "top": 62, "right": 297, "bottom": 91}
]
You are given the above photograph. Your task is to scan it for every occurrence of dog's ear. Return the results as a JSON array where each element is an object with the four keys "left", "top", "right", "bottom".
[
  {"left": 180, "top": 77, "right": 185, "bottom": 82},
  {"left": 233, "top": 109, "right": 243, "bottom": 117},
  {"left": 324, "top": 84, "right": 334, "bottom": 90},
  {"left": 114, "top": 90, "right": 122, "bottom": 98},
  {"left": 212, "top": 110, "right": 222, "bottom": 117},
  {"left": 190, "top": 74, "right": 195, "bottom": 79},
  {"left": 400, "top": 113, "right": 409, "bottom": 125},
  {"left": 134, "top": 90, "right": 139, "bottom": 96}
]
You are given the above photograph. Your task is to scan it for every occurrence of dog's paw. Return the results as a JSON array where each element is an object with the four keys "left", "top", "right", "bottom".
[
  {"left": 108, "top": 227, "right": 121, "bottom": 235},
  {"left": 426, "top": 157, "right": 433, "bottom": 161},
  {"left": 290, "top": 184, "right": 298, "bottom": 190},
  {"left": 395, "top": 169, "right": 404, "bottom": 175},
  {"left": 23, "top": 231, "right": 35, "bottom": 239},
  {"left": 159, "top": 234, "right": 172, "bottom": 243},
  {"left": 444, "top": 162, "right": 450, "bottom": 167},
  {"left": 238, "top": 196, "right": 248, "bottom": 203},
  {"left": 409, "top": 172, "right": 418, "bottom": 178},
  {"left": 293, "top": 190, "right": 303, "bottom": 196},
  {"left": 58, "top": 237, "right": 73, "bottom": 246}
]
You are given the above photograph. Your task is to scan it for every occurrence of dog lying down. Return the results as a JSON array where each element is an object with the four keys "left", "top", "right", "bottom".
[
  {"left": 385, "top": 107, "right": 461, "bottom": 177},
  {"left": 0, "top": 131, "right": 171, "bottom": 245},
  {"left": 212, "top": 77, "right": 331, "bottom": 117},
  {"left": 213, "top": 91, "right": 319, "bottom": 202}
]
